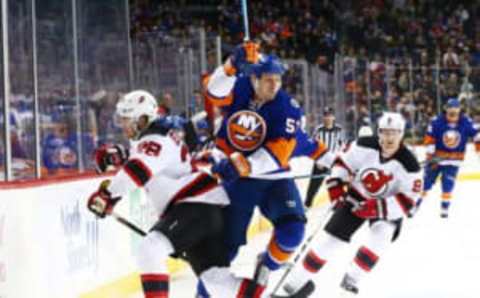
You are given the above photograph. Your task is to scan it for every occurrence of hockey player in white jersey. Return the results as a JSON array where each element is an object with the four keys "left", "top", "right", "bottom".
[
  {"left": 273, "top": 112, "right": 423, "bottom": 297},
  {"left": 88, "top": 90, "right": 286, "bottom": 298},
  {"left": 87, "top": 90, "right": 234, "bottom": 298}
]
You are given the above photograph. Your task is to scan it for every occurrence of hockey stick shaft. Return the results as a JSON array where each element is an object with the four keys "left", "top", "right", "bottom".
[
  {"left": 292, "top": 172, "right": 330, "bottom": 180},
  {"left": 111, "top": 211, "right": 147, "bottom": 237},
  {"left": 241, "top": 0, "right": 250, "bottom": 40},
  {"left": 271, "top": 206, "right": 333, "bottom": 295}
]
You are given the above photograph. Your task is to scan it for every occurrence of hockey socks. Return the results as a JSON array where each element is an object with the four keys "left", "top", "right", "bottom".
[
  {"left": 353, "top": 246, "right": 379, "bottom": 273},
  {"left": 441, "top": 193, "right": 451, "bottom": 218},
  {"left": 201, "top": 267, "right": 265, "bottom": 298},
  {"left": 265, "top": 220, "right": 305, "bottom": 270},
  {"left": 136, "top": 232, "right": 174, "bottom": 298},
  {"left": 282, "top": 232, "right": 346, "bottom": 293},
  {"left": 140, "top": 274, "right": 169, "bottom": 298},
  {"left": 236, "top": 279, "right": 265, "bottom": 298}
]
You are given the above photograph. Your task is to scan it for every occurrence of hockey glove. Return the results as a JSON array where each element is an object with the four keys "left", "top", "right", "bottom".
[
  {"left": 94, "top": 144, "right": 129, "bottom": 173},
  {"left": 87, "top": 180, "right": 120, "bottom": 218},
  {"left": 326, "top": 178, "right": 346, "bottom": 209},
  {"left": 225, "top": 41, "right": 260, "bottom": 76},
  {"left": 191, "top": 150, "right": 215, "bottom": 172},
  {"left": 211, "top": 152, "right": 251, "bottom": 183},
  {"left": 352, "top": 198, "right": 387, "bottom": 220}
]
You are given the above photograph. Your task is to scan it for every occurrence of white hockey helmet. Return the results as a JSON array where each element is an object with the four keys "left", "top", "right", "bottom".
[
  {"left": 377, "top": 112, "right": 405, "bottom": 137},
  {"left": 116, "top": 90, "right": 158, "bottom": 124}
]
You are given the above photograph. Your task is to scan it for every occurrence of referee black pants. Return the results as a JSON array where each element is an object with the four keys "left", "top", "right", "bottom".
[{"left": 304, "top": 165, "right": 328, "bottom": 208}]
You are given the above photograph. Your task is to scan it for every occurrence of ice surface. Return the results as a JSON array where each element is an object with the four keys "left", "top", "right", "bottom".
[{"left": 170, "top": 180, "right": 480, "bottom": 298}]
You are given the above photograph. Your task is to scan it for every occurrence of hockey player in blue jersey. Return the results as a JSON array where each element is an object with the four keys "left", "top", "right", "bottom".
[
  {"left": 193, "top": 42, "right": 332, "bottom": 297},
  {"left": 420, "top": 98, "right": 480, "bottom": 218}
]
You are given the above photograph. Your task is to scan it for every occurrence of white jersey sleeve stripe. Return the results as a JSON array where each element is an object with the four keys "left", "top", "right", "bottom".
[{"left": 248, "top": 147, "right": 282, "bottom": 177}]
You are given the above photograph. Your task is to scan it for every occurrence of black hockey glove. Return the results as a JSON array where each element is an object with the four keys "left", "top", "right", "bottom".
[{"left": 94, "top": 144, "right": 129, "bottom": 173}]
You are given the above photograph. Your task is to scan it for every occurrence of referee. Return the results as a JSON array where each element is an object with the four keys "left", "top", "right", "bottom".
[{"left": 305, "top": 107, "right": 344, "bottom": 208}]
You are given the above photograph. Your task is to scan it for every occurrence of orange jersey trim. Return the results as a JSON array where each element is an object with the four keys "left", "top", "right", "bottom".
[
  {"left": 205, "top": 91, "right": 234, "bottom": 107},
  {"left": 202, "top": 74, "right": 234, "bottom": 107},
  {"left": 434, "top": 150, "right": 465, "bottom": 160},
  {"left": 423, "top": 135, "right": 435, "bottom": 145},
  {"left": 310, "top": 140, "right": 328, "bottom": 160},
  {"left": 475, "top": 142, "right": 480, "bottom": 152},
  {"left": 215, "top": 138, "right": 236, "bottom": 155},
  {"left": 265, "top": 138, "right": 297, "bottom": 167}
]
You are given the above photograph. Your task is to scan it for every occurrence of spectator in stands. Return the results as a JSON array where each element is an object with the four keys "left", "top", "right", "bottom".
[
  {"left": 158, "top": 91, "right": 174, "bottom": 116},
  {"left": 42, "top": 114, "right": 95, "bottom": 176},
  {"left": 443, "top": 46, "right": 460, "bottom": 69}
]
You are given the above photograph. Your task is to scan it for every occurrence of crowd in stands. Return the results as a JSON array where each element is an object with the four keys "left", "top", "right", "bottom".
[
  {"left": 131, "top": 0, "right": 480, "bottom": 135},
  {"left": 2, "top": 0, "right": 480, "bottom": 180}
]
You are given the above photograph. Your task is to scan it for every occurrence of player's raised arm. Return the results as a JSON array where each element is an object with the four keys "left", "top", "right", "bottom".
[{"left": 205, "top": 41, "right": 260, "bottom": 107}]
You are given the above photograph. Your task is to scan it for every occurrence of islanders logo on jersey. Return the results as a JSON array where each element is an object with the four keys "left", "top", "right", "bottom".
[
  {"left": 227, "top": 110, "right": 267, "bottom": 152},
  {"left": 360, "top": 168, "right": 393, "bottom": 197},
  {"left": 442, "top": 130, "right": 461, "bottom": 149}
]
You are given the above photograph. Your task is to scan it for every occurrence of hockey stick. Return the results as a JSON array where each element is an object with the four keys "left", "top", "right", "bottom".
[
  {"left": 270, "top": 205, "right": 334, "bottom": 296},
  {"left": 241, "top": 0, "right": 250, "bottom": 41},
  {"left": 111, "top": 211, "right": 147, "bottom": 237},
  {"left": 291, "top": 172, "right": 330, "bottom": 180}
]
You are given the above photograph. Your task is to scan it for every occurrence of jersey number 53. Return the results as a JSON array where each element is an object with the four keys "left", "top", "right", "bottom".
[{"left": 286, "top": 118, "right": 301, "bottom": 134}]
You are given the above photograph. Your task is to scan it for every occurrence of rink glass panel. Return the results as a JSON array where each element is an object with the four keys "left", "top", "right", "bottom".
[
  {"left": 0, "top": 0, "right": 131, "bottom": 179},
  {"left": 75, "top": 0, "right": 130, "bottom": 162},
  {"left": 7, "top": 0, "right": 35, "bottom": 180},
  {"left": 0, "top": 5, "right": 3, "bottom": 181},
  {"left": 35, "top": 0, "right": 78, "bottom": 178}
]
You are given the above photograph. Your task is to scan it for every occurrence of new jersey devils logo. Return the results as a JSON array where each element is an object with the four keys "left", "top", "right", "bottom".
[
  {"left": 442, "top": 130, "right": 461, "bottom": 149},
  {"left": 227, "top": 110, "right": 267, "bottom": 152},
  {"left": 360, "top": 168, "right": 393, "bottom": 196}
]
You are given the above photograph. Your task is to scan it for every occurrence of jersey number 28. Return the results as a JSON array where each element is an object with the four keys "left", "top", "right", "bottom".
[{"left": 138, "top": 141, "right": 162, "bottom": 157}]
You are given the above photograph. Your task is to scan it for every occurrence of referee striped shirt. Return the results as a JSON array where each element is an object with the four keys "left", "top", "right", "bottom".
[{"left": 312, "top": 124, "right": 344, "bottom": 152}]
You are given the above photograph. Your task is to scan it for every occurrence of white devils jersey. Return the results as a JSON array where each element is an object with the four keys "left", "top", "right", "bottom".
[
  {"left": 108, "top": 126, "right": 228, "bottom": 216},
  {"left": 332, "top": 137, "right": 423, "bottom": 220}
]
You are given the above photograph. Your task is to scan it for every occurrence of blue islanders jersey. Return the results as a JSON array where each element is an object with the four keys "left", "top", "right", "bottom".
[
  {"left": 424, "top": 113, "right": 480, "bottom": 166},
  {"left": 206, "top": 69, "right": 309, "bottom": 179}
]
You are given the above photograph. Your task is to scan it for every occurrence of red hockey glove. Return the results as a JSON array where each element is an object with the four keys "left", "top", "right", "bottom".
[
  {"left": 211, "top": 152, "right": 251, "bottom": 183},
  {"left": 326, "top": 178, "right": 346, "bottom": 209},
  {"left": 225, "top": 41, "right": 260, "bottom": 76},
  {"left": 87, "top": 180, "right": 120, "bottom": 218},
  {"left": 94, "top": 144, "right": 129, "bottom": 173},
  {"left": 352, "top": 198, "right": 387, "bottom": 220}
]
